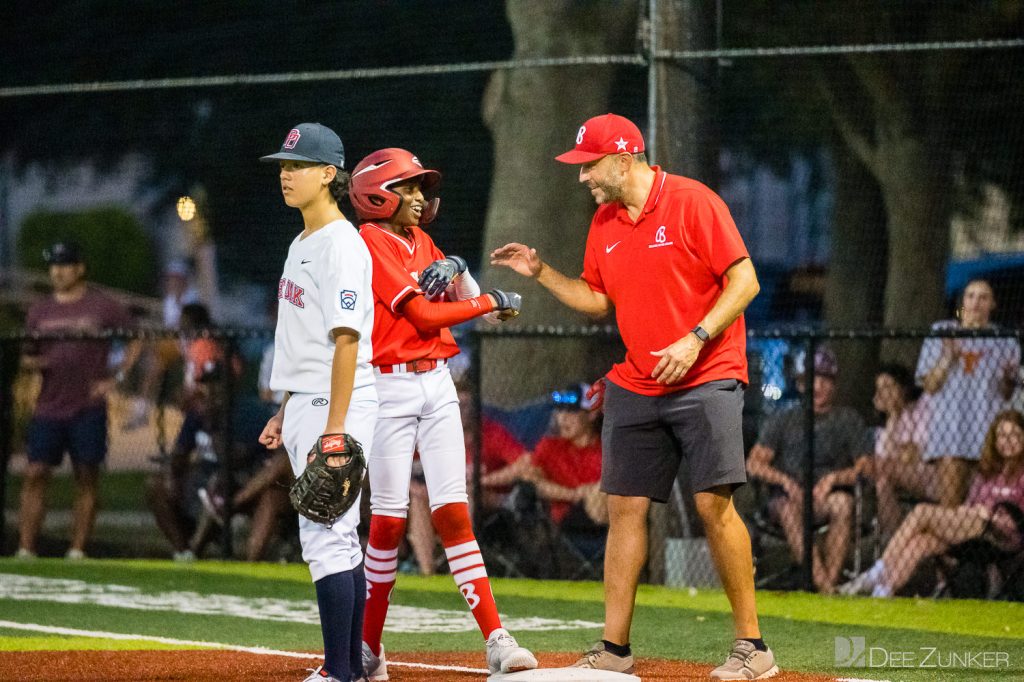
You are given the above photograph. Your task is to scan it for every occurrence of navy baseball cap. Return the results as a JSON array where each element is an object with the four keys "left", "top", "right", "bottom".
[
  {"left": 260, "top": 122, "right": 345, "bottom": 168},
  {"left": 43, "top": 241, "right": 83, "bottom": 265}
]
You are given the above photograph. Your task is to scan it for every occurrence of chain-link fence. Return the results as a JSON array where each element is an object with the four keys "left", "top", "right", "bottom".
[{"left": 1, "top": 325, "right": 1023, "bottom": 599}]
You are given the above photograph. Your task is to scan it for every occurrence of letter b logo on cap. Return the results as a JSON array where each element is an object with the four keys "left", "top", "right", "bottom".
[
  {"left": 576, "top": 125, "right": 586, "bottom": 145},
  {"left": 284, "top": 129, "right": 301, "bottom": 150}
]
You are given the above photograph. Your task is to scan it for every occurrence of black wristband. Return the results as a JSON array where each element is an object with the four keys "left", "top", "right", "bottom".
[{"left": 691, "top": 325, "right": 710, "bottom": 343}]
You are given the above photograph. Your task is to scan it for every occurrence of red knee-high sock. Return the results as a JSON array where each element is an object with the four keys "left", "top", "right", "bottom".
[
  {"left": 432, "top": 502, "right": 503, "bottom": 639},
  {"left": 362, "top": 514, "right": 406, "bottom": 655}
]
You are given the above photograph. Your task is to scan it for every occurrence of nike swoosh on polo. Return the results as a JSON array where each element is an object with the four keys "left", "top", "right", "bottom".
[
  {"left": 300, "top": 259, "right": 311, "bottom": 264},
  {"left": 605, "top": 241, "right": 623, "bottom": 254}
]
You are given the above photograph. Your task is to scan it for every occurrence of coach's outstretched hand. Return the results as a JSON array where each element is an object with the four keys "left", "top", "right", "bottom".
[
  {"left": 487, "top": 289, "right": 522, "bottom": 321},
  {"left": 490, "top": 243, "right": 542, "bottom": 279}
]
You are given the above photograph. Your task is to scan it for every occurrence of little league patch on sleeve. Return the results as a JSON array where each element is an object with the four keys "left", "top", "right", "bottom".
[{"left": 340, "top": 290, "right": 357, "bottom": 310}]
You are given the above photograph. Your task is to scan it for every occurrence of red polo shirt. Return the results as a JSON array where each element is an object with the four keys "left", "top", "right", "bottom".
[
  {"left": 359, "top": 223, "right": 460, "bottom": 365},
  {"left": 581, "top": 167, "right": 749, "bottom": 395}
]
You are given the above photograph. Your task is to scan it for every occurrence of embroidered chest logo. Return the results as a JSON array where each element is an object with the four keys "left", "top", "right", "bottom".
[
  {"left": 648, "top": 225, "right": 674, "bottom": 249},
  {"left": 961, "top": 350, "right": 982, "bottom": 375},
  {"left": 340, "top": 290, "right": 357, "bottom": 310},
  {"left": 278, "top": 277, "right": 305, "bottom": 308}
]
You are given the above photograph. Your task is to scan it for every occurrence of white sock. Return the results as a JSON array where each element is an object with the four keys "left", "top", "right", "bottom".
[
  {"left": 865, "top": 559, "right": 885, "bottom": 583},
  {"left": 872, "top": 583, "right": 892, "bottom": 598}
]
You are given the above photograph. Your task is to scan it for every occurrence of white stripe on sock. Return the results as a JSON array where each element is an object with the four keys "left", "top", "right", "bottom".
[
  {"left": 447, "top": 552, "right": 483, "bottom": 573},
  {"left": 366, "top": 546, "right": 399, "bottom": 561},
  {"left": 364, "top": 556, "right": 398, "bottom": 572},
  {"left": 444, "top": 540, "right": 480, "bottom": 559},
  {"left": 453, "top": 566, "right": 488, "bottom": 585},
  {"left": 364, "top": 569, "right": 397, "bottom": 584}
]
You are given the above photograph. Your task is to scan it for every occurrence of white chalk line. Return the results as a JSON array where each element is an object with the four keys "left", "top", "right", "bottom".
[{"left": 0, "top": 620, "right": 489, "bottom": 674}]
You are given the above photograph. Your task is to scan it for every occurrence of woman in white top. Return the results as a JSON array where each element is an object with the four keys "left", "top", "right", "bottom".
[{"left": 915, "top": 278, "right": 1019, "bottom": 506}]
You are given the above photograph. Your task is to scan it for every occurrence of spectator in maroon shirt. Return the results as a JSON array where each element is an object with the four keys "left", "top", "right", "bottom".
[{"left": 16, "top": 241, "right": 132, "bottom": 560}]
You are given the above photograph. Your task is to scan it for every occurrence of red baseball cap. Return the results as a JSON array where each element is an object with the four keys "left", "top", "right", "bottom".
[{"left": 555, "top": 113, "right": 645, "bottom": 164}]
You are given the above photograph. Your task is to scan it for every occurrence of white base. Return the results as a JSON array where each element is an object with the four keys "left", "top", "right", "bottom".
[{"left": 488, "top": 669, "right": 639, "bottom": 681}]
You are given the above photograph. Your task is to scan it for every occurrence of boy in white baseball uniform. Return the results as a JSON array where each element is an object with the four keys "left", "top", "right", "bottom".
[
  {"left": 258, "top": 123, "right": 376, "bottom": 682},
  {"left": 349, "top": 148, "right": 535, "bottom": 679}
]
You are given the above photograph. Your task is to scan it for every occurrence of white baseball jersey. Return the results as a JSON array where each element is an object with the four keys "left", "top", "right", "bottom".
[{"left": 270, "top": 219, "right": 375, "bottom": 393}]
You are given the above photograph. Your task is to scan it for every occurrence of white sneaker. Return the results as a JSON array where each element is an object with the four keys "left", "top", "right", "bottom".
[
  {"left": 361, "top": 641, "right": 388, "bottom": 680},
  {"left": 838, "top": 560, "right": 884, "bottom": 596},
  {"left": 15, "top": 548, "right": 36, "bottom": 560},
  {"left": 172, "top": 550, "right": 196, "bottom": 563},
  {"left": 301, "top": 666, "right": 344, "bottom": 682},
  {"left": 65, "top": 548, "right": 87, "bottom": 561},
  {"left": 486, "top": 628, "right": 537, "bottom": 674}
]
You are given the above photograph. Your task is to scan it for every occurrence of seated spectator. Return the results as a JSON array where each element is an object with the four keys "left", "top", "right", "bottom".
[
  {"left": 841, "top": 409, "right": 1024, "bottom": 597},
  {"left": 872, "top": 364, "right": 930, "bottom": 538},
  {"left": 747, "top": 347, "right": 872, "bottom": 593},
  {"left": 146, "top": 303, "right": 226, "bottom": 560},
  {"left": 198, "top": 449, "right": 294, "bottom": 562},
  {"left": 915, "top": 278, "right": 1019, "bottom": 506},
  {"left": 528, "top": 383, "right": 607, "bottom": 530}
]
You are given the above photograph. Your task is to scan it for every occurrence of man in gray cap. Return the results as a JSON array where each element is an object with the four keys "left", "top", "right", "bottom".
[{"left": 747, "top": 347, "right": 873, "bottom": 593}]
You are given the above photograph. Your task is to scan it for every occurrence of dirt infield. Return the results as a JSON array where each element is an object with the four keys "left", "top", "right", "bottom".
[{"left": 0, "top": 649, "right": 838, "bottom": 681}]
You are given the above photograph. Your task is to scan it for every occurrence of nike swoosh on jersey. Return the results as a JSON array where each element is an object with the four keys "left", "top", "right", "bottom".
[
  {"left": 605, "top": 241, "right": 623, "bottom": 254},
  {"left": 300, "top": 259, "right": 312, "bottom": 264}
]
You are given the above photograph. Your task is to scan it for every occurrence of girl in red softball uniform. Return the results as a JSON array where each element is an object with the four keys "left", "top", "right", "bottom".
[{"left": 350, "top": 148, "right": 534, "bottom": 679}]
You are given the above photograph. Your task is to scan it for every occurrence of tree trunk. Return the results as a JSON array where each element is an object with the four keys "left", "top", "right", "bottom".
[
  {"left": 877, "top": 140, "right": 949, "bottom": 331},
  {"left": 650, "top": 0, "right": 717, "bottom": 183},
  {"left": 824, "top": 143, "right": 887, "bottom": 412},
  {"left": 480, "top": 0, "right": 638, "bottom": 403}
]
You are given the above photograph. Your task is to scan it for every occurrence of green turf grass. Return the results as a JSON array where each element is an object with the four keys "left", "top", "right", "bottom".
[{"left": 1, "top": 559, "right": 1022, "bottom": 681}]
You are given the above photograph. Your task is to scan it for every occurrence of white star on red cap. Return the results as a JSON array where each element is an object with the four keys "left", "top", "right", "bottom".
[{"left": 614, "top": 137, "right": 628, "bottom": 151}]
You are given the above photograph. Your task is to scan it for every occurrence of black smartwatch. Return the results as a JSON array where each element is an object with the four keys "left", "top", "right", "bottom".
[{"left": 691, "top": 325, "right": 710, "bottom": 343}]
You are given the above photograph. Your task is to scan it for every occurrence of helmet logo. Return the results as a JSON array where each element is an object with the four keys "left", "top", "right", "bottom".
[{"left": 284, "top": 129, "right": 301, "bottom": 150}]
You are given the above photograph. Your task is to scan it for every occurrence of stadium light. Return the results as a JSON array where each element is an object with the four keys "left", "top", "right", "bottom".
[{"left": 176, "top": 195, "right": 197, "bottom": 222}]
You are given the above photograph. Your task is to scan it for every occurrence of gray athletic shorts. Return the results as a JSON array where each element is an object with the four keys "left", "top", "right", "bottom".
[{"left": 601, "top": 379, "right": 747, "bottom": 502}]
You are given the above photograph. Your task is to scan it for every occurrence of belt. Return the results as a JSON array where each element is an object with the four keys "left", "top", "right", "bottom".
[{"left": 375, "top": 358, "right": 446, "bottom": 375}]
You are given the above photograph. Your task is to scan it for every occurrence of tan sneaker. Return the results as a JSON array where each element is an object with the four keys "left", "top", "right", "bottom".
[
  {"left": 710, "top": 639, "right": 779, "bottom": 680},
  {"left": 571, "top": 642, "right": 635, "bottom": 674}
]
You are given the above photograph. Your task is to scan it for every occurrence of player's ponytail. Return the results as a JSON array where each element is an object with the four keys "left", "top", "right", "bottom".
[{"left": 329, "top": 168, "right": 351, "bottom": 207}]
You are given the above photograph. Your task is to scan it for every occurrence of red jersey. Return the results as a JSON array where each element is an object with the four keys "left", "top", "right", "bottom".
[
  {"left": 581, "top": 167, "right": 749, "bottom": 395},
  {"left": 359, "top": 223, "right": 460, "bottom": 365},
  {"left": 532, "top": 435, "right": 602, "bottom": 523}
]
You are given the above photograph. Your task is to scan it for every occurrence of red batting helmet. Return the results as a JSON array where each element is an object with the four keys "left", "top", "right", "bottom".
[{"left": 349, "top": 148, "right": 441, "bottom": 222}]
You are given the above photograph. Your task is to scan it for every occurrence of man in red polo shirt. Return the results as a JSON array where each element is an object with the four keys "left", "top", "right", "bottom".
[{"left": 492, "top": 114, "right": 776, "bottom": 680}]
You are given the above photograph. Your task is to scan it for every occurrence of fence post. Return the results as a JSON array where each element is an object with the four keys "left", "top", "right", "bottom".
[
  {"left": 466, "top": 330, "right": 483, "bottom": 533},
  {"left": 219, "top": 335, "right": 236, "bottom": 560},
  {"left": 0, "top": 340, "right": 13, "bottom": 551},
  {"left": 802, "top": 336, "right": 817, "bottom": 592}
]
